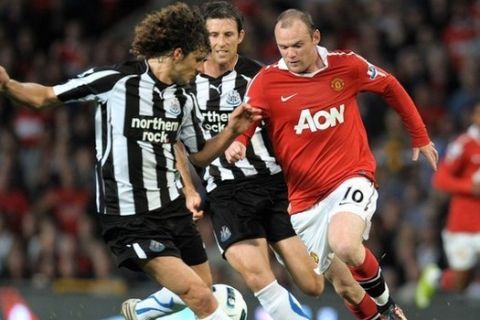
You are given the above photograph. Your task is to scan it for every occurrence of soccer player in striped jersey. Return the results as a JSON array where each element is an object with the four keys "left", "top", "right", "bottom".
[
  {"left": 0, "top": 3, "right": 261, "bottom": 320},
  {"left": 227, "top": 9, "right": 440, "bottom": 320}
]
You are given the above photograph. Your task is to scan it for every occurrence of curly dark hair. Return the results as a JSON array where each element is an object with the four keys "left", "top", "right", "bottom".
[{"left": 131, "top": 2, "right": 209, "bottom": 59}]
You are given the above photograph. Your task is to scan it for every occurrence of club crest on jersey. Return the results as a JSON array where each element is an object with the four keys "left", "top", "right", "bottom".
[
  {"left": 149, "top": 240, "right": 166, "bottom": 252},
  {"left": 164, "top": 96, "right": 181, "bottom": 116},
  {"left": 220, "top": 225, "right": 232, "bottom": 242},
  {"left": 226, "top": 90, "right": 242, "bottom": 106},
  {"left": 309, "top": 251, "right": 319, "bottom": 264},
  {"left": 330, "top": 78, "right": 345, "bottom": 92}
]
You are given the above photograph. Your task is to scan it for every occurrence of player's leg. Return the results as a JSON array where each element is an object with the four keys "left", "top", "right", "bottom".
[
  {"left": 140, "top": 257, "right": 222, "bottom": 318},
  {"left": 289, "top": 199, "right": 379, "bottom": 320},
  {"left": 327, "top": 177, "right": 405, "bottom": 319},
  {"left": 325, "top": 256, "right": 379, "bottom": 319},
  {"left": 209, "top": 176, "right": 309, "bottom": 320},
  {"left": 100, "top": 200, "right": 230, "bottom": 320},
  {"left": 224, "top": 239, "right": 308, "bottom": 320},
  {"left": 270, "top": 235, "right": 324, "bottom": 296},
  {"left": 129, "top": 249, "right": 216, "bottom": 319},
  {"left": 416, "top": 231, "right": 478, "bottom": 308}
]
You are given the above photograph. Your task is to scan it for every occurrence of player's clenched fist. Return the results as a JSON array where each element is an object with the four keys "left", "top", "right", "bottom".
[
  {"left": 225, "top": 141, "right": 246, "bottom": 163},
  {"left": 226, "top": 103, "right": 262, "bottom": 136}
]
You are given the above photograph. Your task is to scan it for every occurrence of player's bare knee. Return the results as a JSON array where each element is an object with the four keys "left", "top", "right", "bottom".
[
  {"left": 299, "top": 277, "right": 324, "bottom": 296},
  {"left": 242, "top": 269, "right": 274, "bottom": 292},
  {"left": 331, "top": 242, "right": 363, "bottom": 265}
]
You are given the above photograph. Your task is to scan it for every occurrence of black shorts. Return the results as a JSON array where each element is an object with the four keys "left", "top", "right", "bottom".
[
  {"left": 208, "top": 173, "right": 296, "bottom": 255},
  {"left": 99, "top": 197, "right": 207, "bottom": 272}
]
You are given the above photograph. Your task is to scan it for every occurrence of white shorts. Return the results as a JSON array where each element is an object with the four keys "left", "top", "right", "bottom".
[
  {"left": 442, "top": 231, "right": 480, "bottom": 270},
  {"left": 290, "top": 176, "right": 378, "bottom": 273}
]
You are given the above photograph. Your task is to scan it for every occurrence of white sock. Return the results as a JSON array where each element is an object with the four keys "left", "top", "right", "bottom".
[
  {"left": 134, "top": 287, "right": 187, "bottom": 320},
  {"left": 374, "top": 285, "right": 390, "bottom": 306},
  {"left": 198, "top": 304, "right": 231, "bottom": 320},
  {"left": 255, "top": 280, "right": 309, "bottom": 320}
]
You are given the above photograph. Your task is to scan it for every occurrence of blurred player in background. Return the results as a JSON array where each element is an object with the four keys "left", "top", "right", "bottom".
[
  {"left": 0, "top": 3, "right": 262, "bottom": 320},
  {"left": 226, "top": 8, "right": 439, "bottom": 320},
  {"left": 416, "top": 102, "right": 480, "bottom": 309}
]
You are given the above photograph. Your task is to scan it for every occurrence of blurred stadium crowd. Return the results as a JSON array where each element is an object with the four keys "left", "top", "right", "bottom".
[{"left": 1, "top": 0, "right": 479, "bottom": 302}]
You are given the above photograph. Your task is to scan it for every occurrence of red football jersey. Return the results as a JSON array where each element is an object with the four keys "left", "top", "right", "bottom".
[
  {"left": 238, "top": 47, "right": 430, "bottom": 214},
  {"left": 433, "top": 126, "right": 480, "bottom": 232}
]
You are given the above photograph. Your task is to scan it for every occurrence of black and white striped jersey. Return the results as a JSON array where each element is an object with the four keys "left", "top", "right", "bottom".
[
  {"left": 53, "top": 60, "right": 206, "bottom": 216},
  {"left": 190, "top": 55, "right": 281, "bottom": 192}
]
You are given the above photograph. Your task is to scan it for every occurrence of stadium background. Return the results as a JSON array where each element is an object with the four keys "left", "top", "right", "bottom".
[{"left": 0, "top": 0, "right": 479, "bottom": 319}]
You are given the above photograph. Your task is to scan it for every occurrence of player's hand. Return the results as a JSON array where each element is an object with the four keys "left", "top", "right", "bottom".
[
  {"left": 184, "top": 189, "right": 204, "bottom": 220},
  {"left": 226, "top": 103, "right": 262, "bottom": 135},
  {"left": 0, "top": 65, "right": 10, "bottom": 92},
  {"left": 412, "top": 141, "right": 438, "bottom": 171},
  {"left": 225, "top": 141, "right": 246, "bottom": 163}
]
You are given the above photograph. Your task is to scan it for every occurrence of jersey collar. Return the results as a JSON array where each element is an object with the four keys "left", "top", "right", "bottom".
[
  {"left": 468, "top": 125, "right": 480, "bottom": 141},
  {"left": 277, "top": 46, "right": 329, "bottom": 77}
]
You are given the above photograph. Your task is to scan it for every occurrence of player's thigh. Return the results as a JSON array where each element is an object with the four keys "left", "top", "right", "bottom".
[
  {"left": 190, "top": 261, "right": 214, "bottom": 288},
  {"left": 327, "top": 176, "right": 378, "bottom": 247},
  {"left": 209, "top": 186, "right": 268, "bottom": 257},
  {"left": 272, "top": 236, "right": 324, "bottom": 296},
  {"left": 290, "top": 205, "right": 333, "bottom": 274},
  {"left": 442, "top": 231, "right": 480, "bottom": 270}
]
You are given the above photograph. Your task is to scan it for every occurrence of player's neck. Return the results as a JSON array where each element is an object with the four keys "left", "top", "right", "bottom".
[
  {"left": 203, "top": 54, "right": 238, "bottom": 77},
  {"left": 303, "top": 53, "right": 325, "bottom": 74},
  {"left": 147, "top": 57, "right": 174, "bottom": 85}
]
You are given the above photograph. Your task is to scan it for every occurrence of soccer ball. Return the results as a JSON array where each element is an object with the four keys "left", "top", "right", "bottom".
[{"left": 212, "top": 284, "right": 248, "bottom": 320}]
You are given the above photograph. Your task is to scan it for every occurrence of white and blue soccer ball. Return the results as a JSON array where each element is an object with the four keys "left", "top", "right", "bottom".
[{"left": 212, "top": 284, "right": 247, "bottom": 320}]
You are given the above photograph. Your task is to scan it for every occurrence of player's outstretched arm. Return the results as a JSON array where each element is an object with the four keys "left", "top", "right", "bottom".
[
  {"left": 412, "top": 141, "right": 438, "bottom": 171},
  {"left": 189, "top": 104, "right": 262, "bottom": 167},
  {"left": 0, "top": 65, "right": 59, "bottom": 109},
  {"left": 225, "top": 141, "right": 246, "bottom": 164}
]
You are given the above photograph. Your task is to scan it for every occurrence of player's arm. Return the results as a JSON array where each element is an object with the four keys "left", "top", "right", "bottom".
[
  {"left": 433, "top": 141, "right": 478, "bottom": 196},
  {"left": 174, "top": 142, "right": 204, "bottom": 220},
  {"left": 353, "top": 55, "right": 438, "bottom": 170},
  {"left": 189, "top": 103, "right": 262, "bottom": 167},
  {"left": 0, "top": 65, "right": 59, "bottom": 108}
]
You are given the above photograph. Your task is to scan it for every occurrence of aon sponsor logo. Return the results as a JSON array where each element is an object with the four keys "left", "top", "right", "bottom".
[{"left": 294, "top": 104, "right": 345, "bottom": 134}]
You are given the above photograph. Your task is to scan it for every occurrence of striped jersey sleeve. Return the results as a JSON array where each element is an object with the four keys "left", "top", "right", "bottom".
[{"left": 53, "top": 60, "right": 198, "bottom": 216}]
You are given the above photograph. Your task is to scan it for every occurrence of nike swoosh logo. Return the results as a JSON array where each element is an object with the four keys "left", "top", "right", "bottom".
[
  {"left": 281, "top": 93, "right": 298, "bottom": 102},
  {"left": 158, "top": 297, "right": 174, "bottom": 309}
]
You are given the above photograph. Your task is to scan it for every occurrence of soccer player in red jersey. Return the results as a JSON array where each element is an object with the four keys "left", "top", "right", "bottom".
[
  {"left": 226, "top": 9, "right": 439, "bottom": 320},
  {"left": 416, "top": 102, "right": 480, "bottom": 308}
]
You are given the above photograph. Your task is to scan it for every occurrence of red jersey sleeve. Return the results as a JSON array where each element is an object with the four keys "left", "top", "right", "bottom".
[
  {"left": 352, "top": 54, "right": 430, "bottom": 147},
  {"left": 236, "top": 68, "right": 268, "bottom": 146},
  {"left": 433, "top": 137, "right": 475, "bottom": 195}
]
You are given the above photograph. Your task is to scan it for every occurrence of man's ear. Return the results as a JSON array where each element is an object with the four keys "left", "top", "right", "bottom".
[
  {"left": 313, "top": 29, "right": 321, "bottom": 45},
  {"left": 172, "top": 48, "right": 184, "bottom": 61}
]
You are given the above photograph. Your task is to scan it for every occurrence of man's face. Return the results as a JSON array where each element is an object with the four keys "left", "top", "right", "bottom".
[
  {"left": 206, "top": 18, "right": 244, "bottom": 66},
  {"left": 274, "top": 20, "right": 320, "bottom": 74},
  {"left": 171, "top": 50, "right": 206, "bottom": 85}
]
